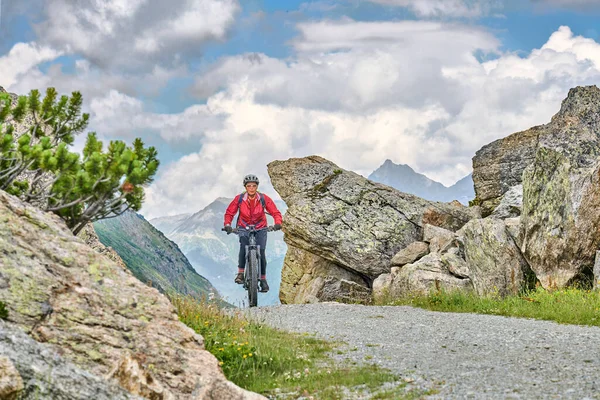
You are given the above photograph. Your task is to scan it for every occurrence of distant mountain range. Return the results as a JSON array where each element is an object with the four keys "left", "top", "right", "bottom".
[
  {"left": 93, "top": 210, "right": 218, "bottom": 301},
  {"left": 150, "top": 196, "right": 288, "bottom": 306},
  {"left": 368, "top": 159, "right": 475, "bottom": 205}
]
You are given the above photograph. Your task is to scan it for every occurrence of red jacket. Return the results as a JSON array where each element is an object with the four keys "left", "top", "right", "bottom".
[{"left": 224, "top": 192, "right": 283, "bottom": 229}]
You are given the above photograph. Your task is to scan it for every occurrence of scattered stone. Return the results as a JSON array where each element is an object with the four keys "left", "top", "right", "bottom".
[
  {"left": 423, "top": 224, "right": 457, "bottom": 253},
  {"left": 390, "top": 242, "right": 429, "bottom": 267},
  {"left": 375, "top": 253, "right": 473, "bottom": 299}
]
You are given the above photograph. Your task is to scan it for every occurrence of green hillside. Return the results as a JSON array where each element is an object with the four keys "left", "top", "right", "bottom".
[{"left": 94, "top": 211, "right": 218, "bottom": 301}]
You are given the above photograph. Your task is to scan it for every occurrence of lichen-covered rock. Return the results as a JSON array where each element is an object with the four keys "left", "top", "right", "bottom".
[
  {"left": 520, "top": 147, "right": 600, "bottom": 289},
  {"left": 491, "top": 184, "right": 523, "bottom": 219},
  {"left": 0, "top": 321, "right": 139, "bottom": 400},
  {"left": 0, "top": 354, "right": 24, "bottom": 400},
  {"left": 473, "top": 85, "right": 600, "bottom": 215},
  {"left": 280, "top": 245, "right": 370, "bottom": 304},
  {"left": 375, "top": 253, "right": 473, "bottom": 299},
  {"left": 0, "top": 190, "right": 264, "bottom": 399},
  {"left": 390, "top": 241, "right": 429, "bottom": 267},
  {"left": 268, "top": 156, "right": 479, "bottom": 282},
  {"left": 459, "top": 218, "right": 530, "bottom": 296}
]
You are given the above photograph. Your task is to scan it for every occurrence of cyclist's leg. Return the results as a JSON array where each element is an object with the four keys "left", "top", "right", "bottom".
[
  {"left": 256, "top": 230, "right": 268, "bottom": 284},
  {"left": 236, "top": 232, "right": 250, "bottom": 283}
]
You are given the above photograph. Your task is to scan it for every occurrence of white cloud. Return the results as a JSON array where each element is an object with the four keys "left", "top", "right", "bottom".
[
  {"left": 367, "top": 0, "right": 501, "bottom": 17},
  {"left": 35, "top": 0, "right": 240, "bottom": 70},
  {"left": 140, "top": 23, "right": 600, "bottom": 218},
  {"left": 0, "top": 42, "right": 62, "bottom": 87}
]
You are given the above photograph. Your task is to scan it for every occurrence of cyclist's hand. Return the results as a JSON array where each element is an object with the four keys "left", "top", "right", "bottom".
[
  {"left": 273, "top": 223, "right": 282, "bottom": 231},
  {"left": 224, "top": 225, "right": 233, "bottom": 234}
]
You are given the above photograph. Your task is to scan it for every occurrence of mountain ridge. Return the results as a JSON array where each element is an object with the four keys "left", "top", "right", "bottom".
[{"left": 368, "top": 159, "right": 475, "bottom": 204}]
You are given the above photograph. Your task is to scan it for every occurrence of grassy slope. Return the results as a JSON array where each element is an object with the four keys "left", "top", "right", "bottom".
[
  {"left": 174, "top": 296, "right": 433, "bottom": 399},
  {"left": 94, "top": 211, "right": 217, "bottom": 300}
]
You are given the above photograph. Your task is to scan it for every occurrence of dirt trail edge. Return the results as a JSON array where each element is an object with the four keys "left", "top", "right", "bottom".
[{"left": 247, "top": 303, "right": 600, "bottom": 399}]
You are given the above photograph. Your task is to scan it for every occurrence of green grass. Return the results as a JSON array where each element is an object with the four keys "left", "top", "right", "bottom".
[
  {"left": 173, "top": 296, "right": 426, "bottom": 399},
  {"left": 380, "top": 287, "right": 600, "bottom": 326}
]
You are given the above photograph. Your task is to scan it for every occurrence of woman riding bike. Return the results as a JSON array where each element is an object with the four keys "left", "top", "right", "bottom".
[{"left": 223, "top": 174, "right": 282, "bottom": 293}]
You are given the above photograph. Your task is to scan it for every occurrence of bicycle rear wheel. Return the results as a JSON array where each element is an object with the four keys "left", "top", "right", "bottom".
[{"left": 247, "top": 248, "right": 259, "bottom": 307}]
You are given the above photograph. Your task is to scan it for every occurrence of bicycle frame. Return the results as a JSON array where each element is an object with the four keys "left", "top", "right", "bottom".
[{"left": 223, "top": 224, "right": 274, "bottom": 307}]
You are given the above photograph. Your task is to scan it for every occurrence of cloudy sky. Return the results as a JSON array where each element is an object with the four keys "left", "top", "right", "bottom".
[{"left": 1, "top": 0, "right": 600, "bottom": 218}]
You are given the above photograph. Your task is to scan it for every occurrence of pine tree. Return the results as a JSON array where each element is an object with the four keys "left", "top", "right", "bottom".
[{"left": 0, "top": 88, "right": 159, "bottom": 234}]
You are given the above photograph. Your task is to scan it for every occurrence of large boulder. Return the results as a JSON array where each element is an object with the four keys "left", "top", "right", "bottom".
[
  {"left": 268, "top": 156, "right": 479, "bottom": 281},
  {"left": 0, "top": 190, "right": 263, "bottom": 399},
  {"left": 459, "top": 218, "right": 531, "bottom": 296},
  {"left": 520, "top": 147, "right": 600, "bottom": 289},
  {"left": 473, "top": 85, "right": 600, "bottom": 216},
  {"left": 280, "top": 245, "right": 371, "bottom": 304}
]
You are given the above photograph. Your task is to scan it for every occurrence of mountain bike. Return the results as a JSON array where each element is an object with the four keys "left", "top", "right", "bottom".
[{"left": 222, "top": 225, "right": 274, "bottom": 307}]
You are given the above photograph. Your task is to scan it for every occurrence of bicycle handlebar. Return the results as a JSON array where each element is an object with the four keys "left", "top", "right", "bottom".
[{"left": 222, "top": 225, "right": 276, "bottom": 234}]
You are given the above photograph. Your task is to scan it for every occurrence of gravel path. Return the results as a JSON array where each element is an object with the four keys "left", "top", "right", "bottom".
[{"left": 247, "top": 303, "right": 600, "bottom": 399}]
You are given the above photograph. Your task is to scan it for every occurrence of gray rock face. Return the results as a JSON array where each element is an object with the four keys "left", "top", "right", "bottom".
[
  {"left": 279, "top": 245, "right": 370, "bottom": 304},
  {"left": 0, "top": 321, "right": 138, "bottom": 400},
  {"left": 459, "top": 218, "right": 530, "bottom": 296},
  {"left": 0, "top": 190, "right": 264, "bottom": 399},
  {"left": 473, "top": 85, "right": 600, "bottom": 215},
  {"left": 520, "top": 147, "right": 600, "bottom": 289},
  {"left": 269, "top": 156, "right": 479, "bottom": 280}
]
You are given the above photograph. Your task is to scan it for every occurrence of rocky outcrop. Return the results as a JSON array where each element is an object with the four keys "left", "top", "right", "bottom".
[
  {"left": 373, "top": 217, "right": 531, "bottom": 300},
  {"left": 473, "top": 85, "right": 600, "bottom": 215},
  {"left": 268, "top": 156, "right": 479, "bottom": 303},
  {"left": 520, "top": 148, "right": 600, "bottom": 289},
  {"left": 0, "top": 321, "right": 139, "bottom": 400},
  {"left": 269, "top": 156, "right": 478, "bottom": 277},
  {"left": 280, "top": 245, "right": 371, "bottom": 304},
  {"left": 77, "top": 223, "right": 128, "bottom": 270},
  {"left": 0, "top": 190, "right": 263, "bottom": 399}
]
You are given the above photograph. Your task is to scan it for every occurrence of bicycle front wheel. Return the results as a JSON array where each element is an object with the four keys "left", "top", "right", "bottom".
[{"left": 247, "top": 248, "right": 259, "bottom": 307}]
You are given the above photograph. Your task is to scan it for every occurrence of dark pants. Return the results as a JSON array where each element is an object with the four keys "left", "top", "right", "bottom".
[{"left": 238, "top": 229, "right": 268, "bottom": 277}]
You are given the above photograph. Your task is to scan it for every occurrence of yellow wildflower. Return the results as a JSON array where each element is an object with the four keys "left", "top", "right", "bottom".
[{"left": 243, "top": 354, "right": 247, "bottom": 359}]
